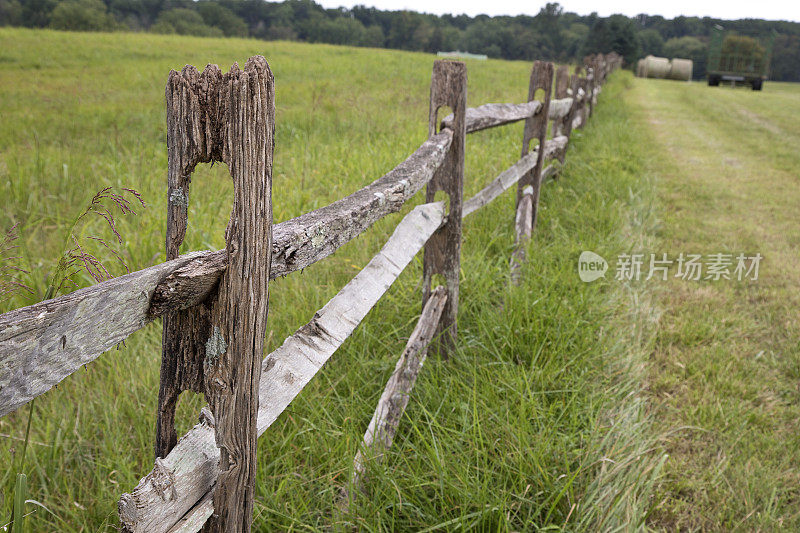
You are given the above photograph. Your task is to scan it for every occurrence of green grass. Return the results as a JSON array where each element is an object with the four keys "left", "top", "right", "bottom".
[
  {"left": 627, "top": 78, "right": 800, "bottom": 530},
  {"left": 0, "top": 29, "right": 660, "bottom": 531}
]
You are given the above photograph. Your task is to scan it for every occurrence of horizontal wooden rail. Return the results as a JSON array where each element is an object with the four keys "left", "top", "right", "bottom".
[
  {"left": 441, "top": 97, "right": 572, "bottom": 134},
  {"left": 150, "top": 128, "right": 453, "bottom": 313},
  {"left": 118, "top": 201, "right": 446, "bottom": 533},
  {"left": 0, "top": 131, "right": 452, "bottom": 418},
  {"left": 0, "top": 251, "right": 209, "bottom": 418},
  {"left": 463, "top": 136, "right": 568, "bottom": 217},
  {"left": 444, "top": 101, "right": 540, "bottom": 133},
  {"left": 548, "top": 97, "right": 573, "bottom": 121}
]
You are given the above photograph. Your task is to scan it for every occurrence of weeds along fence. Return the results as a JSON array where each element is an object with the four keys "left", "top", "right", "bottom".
[{"left": 0, "top": 52, "right": 621, "bottom": 532}]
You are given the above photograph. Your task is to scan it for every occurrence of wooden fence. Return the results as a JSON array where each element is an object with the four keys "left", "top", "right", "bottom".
[{"left": 0, "top": 51, "right": 622, "bottom": 532}]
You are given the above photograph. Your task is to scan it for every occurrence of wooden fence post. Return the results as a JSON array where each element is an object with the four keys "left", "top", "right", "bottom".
[
  {"left": 552, "top": 65, "right": 569, "bottom": 138},
  {"left": 423, "top": 60, "right": 466, "bottom": 356},
  {"left": 558, "top": 73, "right": 581, "bottom": 145},
  {"left": 584, "top": 56, "right": 596, "bottom": 118},
  {"left": 154, "top": 56, "right": 274, "bottom": 532},
  {"left": 510, "top": 61, "right": 553, "bottom": 282},
  {"left": 572, "top": 66, "right": 589, "bottom": 131}
]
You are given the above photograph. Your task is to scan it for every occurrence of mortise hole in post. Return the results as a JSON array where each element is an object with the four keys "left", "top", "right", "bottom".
[
  {"left": 436, "top": 105, "right": 453, "bottom": 133},
  {"left": 528, "top": 138, "right": 541, "bottom": 154},
  {"left": 432, "top": 189, "right": 451, "bottom": 215},
  {"left": 181, "top": 163, "right": 235, "bottom": 253},
  {"left": 533, "top": 88, "right": 546, "bottom": 104},
  {"left": 430, "top": 273, "right": 447, "bottom": 289},
  {"left": 173, "top": 390, "right": 205, "bottom": 437}
]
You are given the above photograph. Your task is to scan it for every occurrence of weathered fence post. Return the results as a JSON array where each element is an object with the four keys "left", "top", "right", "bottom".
[
  {"left": 572, "top": 66, "right": 588, "bottom": 131},
  {"left": 552, "top": 65, "right": 569, "bottom": 138},
  {"left": 559, "top": 73, "right": 581, "bottom": 143},
  {"left": 584, "top": 56, "right": 596, "bottom": 118},
  {"left": 153, "top": 56, "right": 275, "bottom": 532},
  {"left": 510, "top": 61, "right": 553, "bottom": 281},
  {"left": 423, "top": 60, "right": 466, "bottom": 356}
]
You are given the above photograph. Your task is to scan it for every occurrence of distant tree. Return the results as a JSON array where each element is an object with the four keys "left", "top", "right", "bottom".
[
  {"left": 20, "top": 0, "right": 56, "bottom": 27},
  {"left": 584, "top": 14, "right": 639, "bottom": 64},
  {"left": 152, "top": 8, "right": 223, "bottom": 37},
  {"left": 562, "top": 22, "right": 589, "bottom": 59},
  {"left": 387, "top": 11, "right": 421, "bottom": 50},
  {"left": 439, "top": 25, "right": 461, "bottom": 51},
  {"left": 309, "top": 16, "right": 367, "bottom": 46},
  {"left": 49, "top": 0, "right": 119, "bottom": 31},
  {"left": 260, "top": 2, "right": 297, "bottom": 41},
  {"left": 0, "top": 0, "right": 22, "bottom": 26},
  {"left": 637, "top": 28, "right": 664, "bottom": 56},
  {"left": 484, "top": 43, "right": 502, "bottom": 58},
  {"left": 361, "top": 24, "right": 385, "bottom": 47},
  {"left": 663, "top": 36, "right": 707, "bottom": 78},
  {"left": 462, "top": 19, "right": 506, "bottom": 57},
  {"left": 533, "top": 3, "right": 564, "bottom": 60},
  {"left": 105, "top": 0, "right": 164, "bottom": 30},
  {"left": 196, "top": 2, "right": 248, "bottom": 37},
  {"left": 412, "top": 18, "right": 436, "bottom": 52},
  {"left": 771, "top": 33, "right": 800, "bottom": 81}
]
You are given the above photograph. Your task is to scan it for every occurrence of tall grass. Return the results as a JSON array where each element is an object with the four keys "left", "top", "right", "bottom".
[{"left": 0, "top": 29, "right": 661, "bottom": 530}]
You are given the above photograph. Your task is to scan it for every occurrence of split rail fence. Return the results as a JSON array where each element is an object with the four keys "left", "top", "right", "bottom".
[{"left": 0, "top": 51, "right": 622, "bottom": 532}]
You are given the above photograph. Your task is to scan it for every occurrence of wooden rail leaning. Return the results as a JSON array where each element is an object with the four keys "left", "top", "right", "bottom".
[
  {"left": 344, "top": 285, "right": 448, "bottom": 506},
  {"left": 0, "top": 51, "right": 621, "bottom": 532}
]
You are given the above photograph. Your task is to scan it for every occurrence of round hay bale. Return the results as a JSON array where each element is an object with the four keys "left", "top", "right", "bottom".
[
  {"left": 668, "top": 58, "right": 693, "bottom": 81},
  {"left": 636, "top": 58, "right": 646, "bottom": 77},
  {"left": 644, "top": 55, "right": 670, "bottom": 79}
]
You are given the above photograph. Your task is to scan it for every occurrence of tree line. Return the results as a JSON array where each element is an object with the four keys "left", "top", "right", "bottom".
[{"left": 1, "top": 0, "right": 798, "bottom": 81}]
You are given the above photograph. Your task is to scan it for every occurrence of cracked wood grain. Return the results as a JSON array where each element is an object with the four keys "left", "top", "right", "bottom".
[
  {"left": 0, "top": 251, "right": 208, "bottom": 418},
  {"left": 552, "top": 65, "right": 570, "bottom": 137},
  {"left": 510, "top": 187, "right": 533, "bottom": 284},
  {"left": 155, "top": 55, "right": 276, "bottom": 533}
]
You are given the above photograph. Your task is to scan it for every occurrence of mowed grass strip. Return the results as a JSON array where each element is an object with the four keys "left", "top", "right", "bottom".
[
  {"left": 629, "top": 78, "right": 800, "bottom": 530},
  {"left": 1, "top": 29, "right": 658, "bottom": 531}
]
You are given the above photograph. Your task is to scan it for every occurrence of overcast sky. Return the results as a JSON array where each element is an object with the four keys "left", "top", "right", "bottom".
[{"left": 315, "top": 0, "right": 800, "bottom": 22}]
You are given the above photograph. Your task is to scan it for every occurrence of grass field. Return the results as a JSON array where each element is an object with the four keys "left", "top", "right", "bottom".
[
  {"left": 0, "top": 29, "right": 662, "bottom": 531},
  {"left": 630, "top": 78, "right": 800, "bottom": 530}
]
